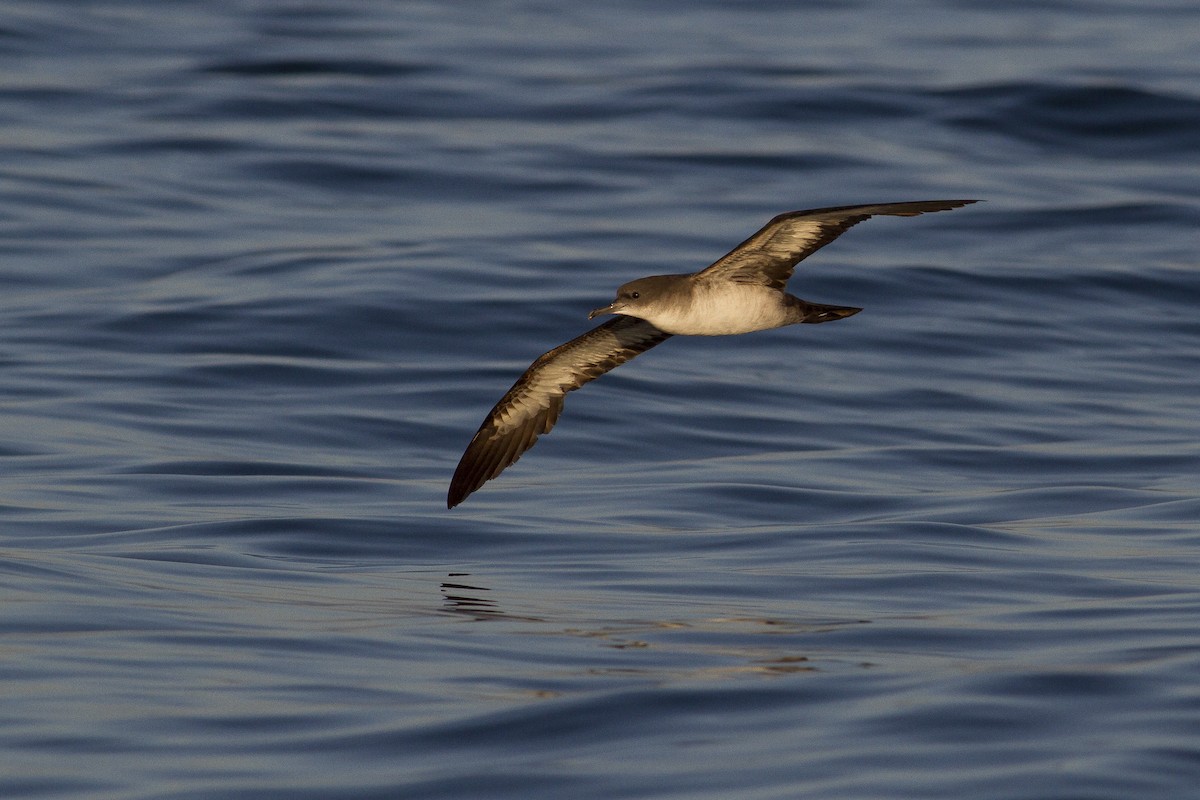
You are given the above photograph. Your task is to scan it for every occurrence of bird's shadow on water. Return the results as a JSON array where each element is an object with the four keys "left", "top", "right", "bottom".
[
  {"left": 440, "top": 574, "right": 523, "bottom": 621},
  {"left": 433, "top": 567, "right": 884, "bottom": 681}
]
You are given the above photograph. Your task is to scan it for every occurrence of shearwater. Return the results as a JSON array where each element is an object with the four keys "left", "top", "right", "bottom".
[{"left": 448, "top": 200, "right": 977, "bottom": 508}]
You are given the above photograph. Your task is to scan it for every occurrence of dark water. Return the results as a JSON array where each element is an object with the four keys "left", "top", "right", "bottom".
[{"left": 3, "top": 1, "right": 1200, "bottom": 798}]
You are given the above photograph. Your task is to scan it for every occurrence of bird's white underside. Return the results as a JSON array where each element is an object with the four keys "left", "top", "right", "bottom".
[{"left": 621, "top": 283, "right": 791, "bottom": 336}]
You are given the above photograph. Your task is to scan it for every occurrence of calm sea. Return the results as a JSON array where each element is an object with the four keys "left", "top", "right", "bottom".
[{"left": 2, "top": 1, "right": 1199, "bottom": 798}]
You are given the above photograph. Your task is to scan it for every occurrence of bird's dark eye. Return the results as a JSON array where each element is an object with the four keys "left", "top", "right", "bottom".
[{"left": 630, "top": 292, "right": 640, "bottom": 299}]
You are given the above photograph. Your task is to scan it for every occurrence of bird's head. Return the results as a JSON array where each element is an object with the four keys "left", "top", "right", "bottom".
[{"left": 588, "top": 275, "right": 680, "bottom": 321}]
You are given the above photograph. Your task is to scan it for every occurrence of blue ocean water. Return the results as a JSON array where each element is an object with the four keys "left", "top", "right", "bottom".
[{"left": 2, "top": 1, "right": 1199, "bottom": 797}]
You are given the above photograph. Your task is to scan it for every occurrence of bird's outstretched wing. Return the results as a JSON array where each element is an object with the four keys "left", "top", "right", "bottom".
[
  {"left": 694, "top": 200, "right": 977, "bottom": 292},
  {"left": 448, "top": 315, "right": 672, "bottom": 508}
]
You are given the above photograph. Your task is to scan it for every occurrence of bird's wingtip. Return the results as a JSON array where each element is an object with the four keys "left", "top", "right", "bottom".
[
  {"left": 446, "top": 484, "right": 468, "bottom": 509},
  {"left": 446, "top": 475, "right": 468, "bottom": 508}
]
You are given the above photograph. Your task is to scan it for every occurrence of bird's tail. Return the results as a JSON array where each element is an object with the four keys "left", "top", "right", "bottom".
[{"left": 795, "top": 300, "right": 862, "bottom": 324}]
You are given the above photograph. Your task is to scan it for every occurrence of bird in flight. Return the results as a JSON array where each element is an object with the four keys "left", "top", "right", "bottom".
[{"left": 448, "top": 199, "right": 977, "bottom": 508}]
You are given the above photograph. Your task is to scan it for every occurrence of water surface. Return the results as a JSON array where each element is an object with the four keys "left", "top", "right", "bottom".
[{"left": 2, "top": 1, "right": 1199, "bottom": 798}]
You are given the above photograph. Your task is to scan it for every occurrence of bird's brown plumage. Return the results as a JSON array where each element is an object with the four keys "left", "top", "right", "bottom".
[
  {"left": 448, "top": 315, "right": 671, "bottom": 508},
  {"left": 694, "top": 200, "right": 976, "bottom": 292}
]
